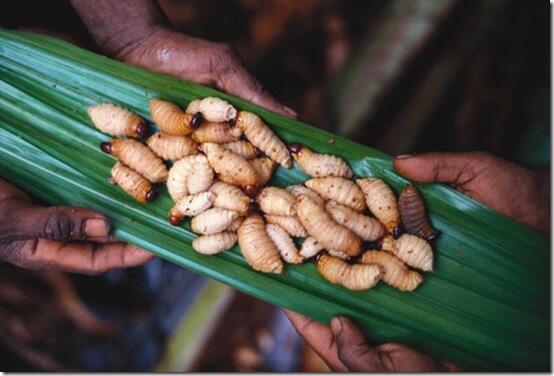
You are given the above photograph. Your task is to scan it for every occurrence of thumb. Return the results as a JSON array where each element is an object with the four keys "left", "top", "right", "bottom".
[
  {"left": 332, "top": 316, "right": 384, "bottom": 371},
  {"left": 2, "top": 201, "right": 110, "bottom": 243},
  {"left": 393, "top": 151, "right": 492, "bottom": 185}
]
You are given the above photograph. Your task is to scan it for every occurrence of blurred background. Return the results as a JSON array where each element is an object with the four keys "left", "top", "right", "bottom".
[{"left": 0, "top": 0, "right": 549, "bottom": 371}]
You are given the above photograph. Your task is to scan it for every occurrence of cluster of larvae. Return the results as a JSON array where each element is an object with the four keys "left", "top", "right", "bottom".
[
  {"left": 88, "top": 97, "right": 437, "bottom": 292},
  {"left": 253, "top": 144, "right": 438, "bottom": 292}
]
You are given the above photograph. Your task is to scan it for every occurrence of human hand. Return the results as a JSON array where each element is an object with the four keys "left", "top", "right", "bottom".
[
  {"left": 285, "top": 310, "right": 458, "bottom": 372},
  {"left": 114, "top": 27, "right": 296, "bottom": 118},
  {"left": 70, "top": 0, "right": 294, "bottom": 116},
  {"left": 0, "top": 180, "right": 154, "bottom": 274},
  {"left": 394, "top": 152, "right": 550, "bottom": 235}
]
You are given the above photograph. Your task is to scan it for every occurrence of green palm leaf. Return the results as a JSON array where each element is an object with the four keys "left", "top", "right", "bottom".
[{"left": 0, "top": 29, "right": 548, "bottom": 371}]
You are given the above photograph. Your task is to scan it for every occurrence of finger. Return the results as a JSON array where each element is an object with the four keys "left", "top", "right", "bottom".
[
  {"left": 217, "top": 64, "right": 297, "bottom": 118},
  {"left": 17, "top": 239, "right": 154, "bottom": 275},
  {"left": 1, "top": 202, "right": 111, "bottom": 243},
  {"left": 283, "top": 309, "right": 347, "bottom": 371},
  {"left": 0, "top": 179, "right": 30, "bottom": 202},
  {"left": 393, "top": 151, "right": 498, "bottom": 186},
  {"left": 332, "top": 316, "right": 385, "bottom": 371},
  {"left": 86, "top": 234, "right": 120, "bottom": 243},
  {"left": 376, "top": 343, "right": 455, "bottom": 372}
]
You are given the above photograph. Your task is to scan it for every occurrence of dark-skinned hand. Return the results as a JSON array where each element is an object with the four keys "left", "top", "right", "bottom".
[
  {"left": 286, "top": 151, "right": 549, "bottom": 371},
  {"left": 0, "top": 180, "right": 153, "bottom": 274},
  {"left": 114, "top": 27, "right": 296, "bottom": 118}
]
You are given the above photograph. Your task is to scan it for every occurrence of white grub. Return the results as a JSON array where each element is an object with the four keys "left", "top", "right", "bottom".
[
  {"left": 191, "top": 207, "right": 239, "bottom": 235},
  {"left": 266, "top": 224, "right": 303, "bottom": 264},
  {"left": 186, "top": 97, "right": 237, "bottom": 123},
  {"left": 299, "top": 237, "right": 324, "bottom": 259},
  {"left": 192, "top": 232, "right": 237, "bottom": 255}
]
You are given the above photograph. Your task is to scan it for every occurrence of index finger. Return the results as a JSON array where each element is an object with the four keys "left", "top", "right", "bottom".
[{"left": 19, "top": 239, "right": 154, "bottom": 275}]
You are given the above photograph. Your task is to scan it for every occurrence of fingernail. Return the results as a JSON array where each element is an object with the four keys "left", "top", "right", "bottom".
[
  {"left": 395, "top": 154, "right": 414, "bottom": 160},
  {"left": 84, "top": 218, "right": 110, "bottom": 238},
  {"left": 330, "top": 317, "right": 343, "bottom": 336}
]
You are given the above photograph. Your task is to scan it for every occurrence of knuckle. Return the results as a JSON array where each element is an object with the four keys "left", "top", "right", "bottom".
[
  {"left": 42, "top": 210, "right": 73, "bottom": 241},
  {"left": 212, "top": 43, "right": 241, "bottom": 72},
  {"left": 215, "top": 42, "right": 237, "bottom": 58},
  {"left": 337, "top": 345, "right": 357, "bottom": 365},
  {"left": 0, "top": 240, "right": 25, "bottom": 263}
]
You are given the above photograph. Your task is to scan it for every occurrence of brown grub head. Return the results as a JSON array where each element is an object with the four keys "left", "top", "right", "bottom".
[
  {"left": 287, "top": 143, "right": 303, "bottom": 154},
  {"left": 244, "top": 185, "right": 259, "bottom": 198},
  {"left": 100, "top": 142, "right": 112, "bottom": 154},
  {"left": 169, "top": 214, "right": 184, "bottom": 226},
  {"left": 191, "top": 112, "right": 203, "bottom": 128},
  {"left": 246, "top": 201, "right": 259, "bottom": 213},
  {"left": 392, "top": 224, "right": 403, "bottom": 239},
  {"left": 424, "top": 231, "right": 439, "bottom": 242},
  {"left": 228, "top": 116, "right": 237, "bottom": 127},
  {"left": 135, "top": 122, "right": 149, "bottom": 138},
  {"left": 146, "top": 186, "right": 159, "bottom": 202}
]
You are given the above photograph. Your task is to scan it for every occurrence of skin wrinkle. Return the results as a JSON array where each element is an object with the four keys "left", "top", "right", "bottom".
[
  {"left": 72, "top": 0, "right": 294, "bottom": 116},
  {"left": 0, "top": 180, "right": 153, "bottom": 273}
]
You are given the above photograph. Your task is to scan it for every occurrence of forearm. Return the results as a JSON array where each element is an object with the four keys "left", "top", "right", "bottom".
[{"left": 69, "top": 0, "right": 169, "bottom": 56}]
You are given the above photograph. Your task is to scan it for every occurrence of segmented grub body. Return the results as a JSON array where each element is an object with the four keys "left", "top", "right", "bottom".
[
  {"left": 316, "top": 254, "right": 381, "bottom": 291},
  {"left": 226, "top": 217, "right": 245, "bottom": 232},
  {"left": 102, "top": 139, "right": 167, "bottom": 183},
  {"left": 191, "top": 208, "right": 239, "bottom": 235},
  {"left": 299, "top": 237, "right": 324, "bottom": 259},
  {"left": 256, "top": 187, "right": 296, "bottom": 216},
  {"left": 250, "top": 157, "right": 277, "bottom": 186},
  {"left": 289, "top": 144, "right": 352, "bottom": 178},
  {"left": 266, "top": 224, "right": 303, "bottom": 264},
  {"left": 238, "top": 214, "right": 283, "bottom": 273},
  {"left": 360, "top": 251, "right": 423, "bottom": 291},
  {"left": 210, "top": 181, "right": 253, "bottom": 215},
  {"left": 192, "top": 232, "right": 237, "bottom": 255},
  {"left": 306, "top": 177, "right": 365, "bottom": 212},
  {"left": 223, "top": 140, "right": 260, "bottom": 159},
  {"left": 265, "top": 215, "right": 307, "bottom": 237},
  {"left": 286, "top": 184, "right": 325, "bottom": 206},
  {"left": 295, "top": 195, "right": 362, "bottom": 257},
  {"left": 110, "top": 162, "right": 155, "bottom": 203},
  {"left": 169, "top": 191, "right": 214, "bottom": 224},
  {"left": 167, "top": 155, "right": 213, "bottom": 202},
  {"left": 236, "top": 111, "right": 291, "bottom": 168},
  {"left": 186, "top": 97, "right": 237, "bottom": 122},
  {"left": 88, "top": 103, "right": 147, "bottom": 138},
  {"left": 357, "top": 178, "right": 400, "bottom": 234},
  {"left": 192, "top": 121, "right": 242, "bottom": 143},
  {"left": 327, "top": 249, "right": 350, "bottom": 260},
  {"left": 383, "top": 234, "right": 433, "bottom": 272},
  {"left": 325, "top": 201, "right": 385, "bottom": 241},
  {"left": 149, "top": 98, "right": 200, "bottom": 136},
  {"left": 398, "top": 184, "right": 437, "bottom": 241},
  {"left": 147, "top": 132, "right": 198, "bottom": 161},
  {"left": 201, "top": 143, "right": 260, "bottom": 189},
  {"left": 187, "top": 155, "right": 215, "bottom": 194}
]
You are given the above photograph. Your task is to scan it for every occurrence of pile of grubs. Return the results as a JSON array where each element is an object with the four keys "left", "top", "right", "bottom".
[{"left": 88, "top": 97, "right": 438, "bottom": 292}]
